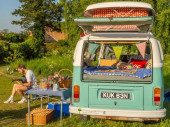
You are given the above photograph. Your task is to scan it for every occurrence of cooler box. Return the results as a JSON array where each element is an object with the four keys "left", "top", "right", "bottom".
[{"left": 47, "top": 102, "right": 70, "bottom": 117}]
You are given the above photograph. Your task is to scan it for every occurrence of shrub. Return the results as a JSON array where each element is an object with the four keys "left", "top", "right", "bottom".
[
  {"left": 0, "top": 43, "right": 13, "bottom": 63},
  {"left": 10, "top": 54, "right": 73, "bottom": 77},
  {"left": 45, "top": 42, "right": 60, "bottom": 53},
  {"left": 0, "top": 37, "right": 42, "bottom": 63},
  {"left": 57, "top": 40, "right": 69, "bottom": 46},
  {"left": 1, "top": 32, "right": 28, "bottom": 43}
]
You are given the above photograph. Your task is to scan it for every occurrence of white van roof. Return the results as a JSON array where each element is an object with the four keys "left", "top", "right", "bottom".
[{"left": 84, "top": 2, "right": 155, "bottom": 17}]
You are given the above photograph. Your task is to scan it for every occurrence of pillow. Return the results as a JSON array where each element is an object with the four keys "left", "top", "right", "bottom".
[
  {"left": 130, "top": 60, "right": 147, "bottom": 69},
  {"left": 145, "top": 59, "right": 152, "bottom": 69},
  {"left": 122, "top": 64, "right": 134, "bottom": 70}
]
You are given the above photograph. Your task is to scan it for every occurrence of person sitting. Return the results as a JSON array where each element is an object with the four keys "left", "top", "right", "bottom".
[{"left": 4, "top": 64, "right": 37, "bottom": 103}]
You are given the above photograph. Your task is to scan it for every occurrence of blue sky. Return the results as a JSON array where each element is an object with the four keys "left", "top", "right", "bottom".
[{"left": 0, "top": 0, "right": 22, "bottom": 33}]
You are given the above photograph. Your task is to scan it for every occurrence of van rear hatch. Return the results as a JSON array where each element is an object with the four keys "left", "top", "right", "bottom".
[
  {"left": 74, "top": 2, "right": 155, "bottom": 33},
  {"left": 89, "top": 85, "right": 144, "bottom": 110}
]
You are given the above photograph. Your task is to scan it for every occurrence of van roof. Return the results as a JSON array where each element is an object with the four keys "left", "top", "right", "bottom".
[{"left": 84, "top": 2, "right": 155, "bottom": 17}]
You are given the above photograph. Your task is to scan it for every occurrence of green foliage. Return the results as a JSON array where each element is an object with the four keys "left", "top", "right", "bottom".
[
  {"left": 10, "top": 54, "right": 73, "bottom": 77},
  {"left": 32, "top": 21, "right": 45, "bottom": 45},
  {"left": 12, "top": 0, "right": 63, "bottom": 44},
  {"left": 0, "top": 43, "right": 10, "bottom": 63},
  {"left": 57, "top": 39, "right": 69, "bottom": 46},
  {"left": 0, "top": 37, "right": 43, "bottom": 63},
  {"left": 1, "top": 32, "right": 28, "bottom": 43},
  {"left": 45, "top": 40, "right": 71, "bottom": 56},
  {"left": 45, "top": 42, "right": 60, "bottom": 51},
  {"left": 152, "top": 0, "right": 170, "bottom": 54}
]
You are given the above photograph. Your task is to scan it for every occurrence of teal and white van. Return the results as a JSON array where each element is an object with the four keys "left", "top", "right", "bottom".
[{"left": 70, "top": 2, "right": 166, "bottom": 121}]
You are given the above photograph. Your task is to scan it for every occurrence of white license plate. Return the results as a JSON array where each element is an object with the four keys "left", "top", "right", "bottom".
[{"left": 101, "top": 92, "right": 131, "bottom": 100}]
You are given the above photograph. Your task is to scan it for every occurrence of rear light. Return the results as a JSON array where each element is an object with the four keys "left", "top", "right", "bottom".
[
  {"left": 154, "top": 88, "right": 161, "bottom": 106},
  {"left": 74, "top": 85, "right": 80, "bottom": 102}
]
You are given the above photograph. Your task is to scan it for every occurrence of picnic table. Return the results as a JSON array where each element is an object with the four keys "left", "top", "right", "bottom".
[{"left": 25, "top": 88, "right": 72, "bottom": 126}]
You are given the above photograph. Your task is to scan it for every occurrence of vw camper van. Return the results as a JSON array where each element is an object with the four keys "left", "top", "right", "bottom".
[{"left": 70, "top": 2, "right": 166, "bottom": 121}]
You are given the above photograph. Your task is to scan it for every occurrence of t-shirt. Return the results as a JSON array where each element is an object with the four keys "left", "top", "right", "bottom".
[{"left": 26, "top": 70, "right": 37, "bottom": 87}]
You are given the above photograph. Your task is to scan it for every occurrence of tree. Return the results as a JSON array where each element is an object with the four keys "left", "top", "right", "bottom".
[{"left": 12, "top": 0, "right": 63, "bottom": 45}]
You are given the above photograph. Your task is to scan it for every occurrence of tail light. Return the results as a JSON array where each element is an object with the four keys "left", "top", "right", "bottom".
[
  {"left": 74, "top": 85, "right": 80, "bottom": 102},
  {"left": 154, "top": 88, "right": 161, "bottom": 106}
]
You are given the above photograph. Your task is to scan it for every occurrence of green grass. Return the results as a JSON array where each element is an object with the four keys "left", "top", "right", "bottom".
[{"left": 0, "top": 55, "right": 170, "bottom": 126}]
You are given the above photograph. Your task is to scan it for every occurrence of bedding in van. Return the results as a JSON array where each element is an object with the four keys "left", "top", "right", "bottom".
[{"left": 83, "top": 66, "right": 152, "bottom": 79}]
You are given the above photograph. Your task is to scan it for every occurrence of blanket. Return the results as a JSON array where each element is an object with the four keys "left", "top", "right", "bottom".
[{"left": 83, "top": 66, "right": 152, "bottom": 79}]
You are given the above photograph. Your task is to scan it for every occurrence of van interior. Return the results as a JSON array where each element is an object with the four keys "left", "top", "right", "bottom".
[{"left": 82, "top": 41, "right": 152, "bottom": 83}]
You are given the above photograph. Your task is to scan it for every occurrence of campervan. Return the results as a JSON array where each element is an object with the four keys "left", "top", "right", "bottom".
[{"left": 70, "top": 2, "right": 166, "bottom": 121}]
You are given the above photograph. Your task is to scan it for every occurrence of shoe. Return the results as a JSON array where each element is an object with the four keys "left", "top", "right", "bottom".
[
  {"left": 4, "top": 98, "right": 14, "bottom": 103},
  {"left": 18, "top": 98, "right": 27, "bottom": 103}
]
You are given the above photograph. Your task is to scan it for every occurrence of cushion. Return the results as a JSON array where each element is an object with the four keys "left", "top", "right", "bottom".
[
  {"left": 145, "top": 59, "right": 152, "bottom": 69},
  {"left": 122, "top": 64, "right": 134, "bottom": 70},
  {"left": 100, "top": 59, "right": 118, "bottom": 66},
  {"left": 130, "top": 60, "right": 147, "bottom": 69}
]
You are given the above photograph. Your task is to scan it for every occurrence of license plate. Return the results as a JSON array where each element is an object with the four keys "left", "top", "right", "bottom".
[{"left": 101, "top": 92, "right": 131, "bottom": 100}]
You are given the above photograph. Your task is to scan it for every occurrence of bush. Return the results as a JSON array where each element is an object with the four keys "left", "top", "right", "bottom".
[
  {"left": 0, "top": 43, "right": 14, "bottom": 63},
  {"left": 45, "top": 42, "right": 60, "bottom": 53},
  {"left": 1, "top": 32, "right": 28, "bottom": 43},
  {"left": 57, "top": 40, "right": 69, "bottom": 46},
  {"left": 10, "top": 54, "right": 73, "bottom": 77},
  {"left": 0, "top": 37, "right": 42, "bottom": 63}
]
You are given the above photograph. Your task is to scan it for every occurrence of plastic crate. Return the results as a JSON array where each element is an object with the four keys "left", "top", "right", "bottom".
[
  {"left": 26, "top": 108, "right": 54, "bottom": 125},
  {"left": 47, "top": 102, "right": 70, "bottom": 117}
]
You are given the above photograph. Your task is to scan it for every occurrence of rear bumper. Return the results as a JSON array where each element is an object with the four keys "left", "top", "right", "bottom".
[{"left": 69, "top": 105, "right": 166, "bottom": 118}]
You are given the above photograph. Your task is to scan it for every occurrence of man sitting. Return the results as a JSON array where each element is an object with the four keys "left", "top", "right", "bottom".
[{"left": 4, "top": 64, "right": 37, "bottom": 103}]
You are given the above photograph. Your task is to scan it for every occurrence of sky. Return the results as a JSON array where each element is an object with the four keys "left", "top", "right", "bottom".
[{"left": 0, "top": 0, "right": 23, "bottom": 33}]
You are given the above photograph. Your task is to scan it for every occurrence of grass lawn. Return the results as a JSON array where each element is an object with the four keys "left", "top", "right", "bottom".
[{"left": 0, "top": 55, "right": 170, "bottom": 127}]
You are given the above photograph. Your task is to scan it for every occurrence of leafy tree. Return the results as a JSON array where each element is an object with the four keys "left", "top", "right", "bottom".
[
  {"left": 12, "top": 0, "right": 63, "bottom": 45},
  {"left": 1, "top": 32, "right": 28, "bottom": 43}
]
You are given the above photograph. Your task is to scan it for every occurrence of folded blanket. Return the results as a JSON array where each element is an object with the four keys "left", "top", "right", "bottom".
[{"left": 83, "top": 66, "right": 152, "bottom": 79}]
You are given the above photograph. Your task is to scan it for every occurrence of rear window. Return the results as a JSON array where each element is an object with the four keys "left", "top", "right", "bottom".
[{"left": 82, "top": 41, "right": 152, "bottom": 83}]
